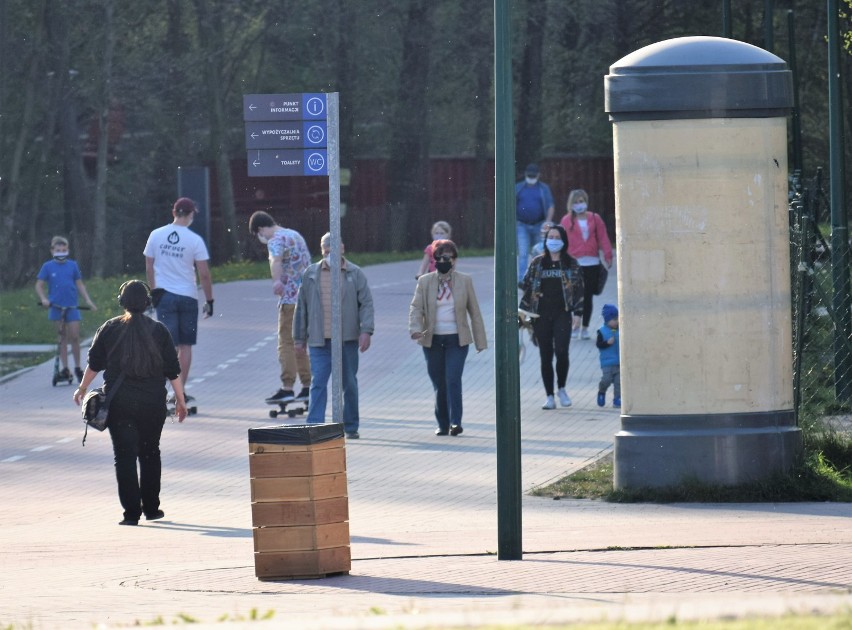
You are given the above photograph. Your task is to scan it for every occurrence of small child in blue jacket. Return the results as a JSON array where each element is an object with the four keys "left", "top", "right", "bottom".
[{"left": 596, "top": 303, "right": 620, "bottom": 408}]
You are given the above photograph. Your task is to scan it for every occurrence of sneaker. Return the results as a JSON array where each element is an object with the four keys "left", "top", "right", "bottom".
[
  {"left": 450, "top": 424, "right": 463, "bottom": 436},
  {"left": 345, "top": 431, "right": 360, "bottom": 440},
  {"left": 597, "top": 392, "right": 606, "bottom": 407},
  {"left": 59, "top": 367, "right": 71, "bottom": 380},
  {"left": 294, "top": 387, "right": 310, "bottom": 402},
  {"left": 266, "top": 388, "right": 295, "bottom": 403},
  {"left": 435, "top": 428, "right": 449, "bottom": 436},
  {"left": 571, "top": 329, "right": 579, "bottom": 340},
  {"left": 74, "top": 367, "right": 84, "bottom": 383},
  {"left": 557, "top": 389, "right": 572, "bottom": 407},
  {"left": 144, "top": 510, "right": 165, "bottom": 521},
  {"left": 542, "top": 395, "right": 556, "bottom": 410},
  {"left": 613, "top": 397, "right": 621, "bottom": 408},
  {"left": 580, "top": 328, "right": 590, "bottom": 340}
]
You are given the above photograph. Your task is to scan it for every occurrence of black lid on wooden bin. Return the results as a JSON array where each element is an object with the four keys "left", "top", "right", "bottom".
[
  {"left": 605, "top": 36, "right": 793, "bottom": 122},
  {"left": 248, "top": 423, "right": 344, "bottom": 445}
]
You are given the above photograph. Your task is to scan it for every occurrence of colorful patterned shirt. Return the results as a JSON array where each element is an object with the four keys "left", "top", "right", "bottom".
[{"left": 267, "top": 228, "right": 311, "bottom": 305}]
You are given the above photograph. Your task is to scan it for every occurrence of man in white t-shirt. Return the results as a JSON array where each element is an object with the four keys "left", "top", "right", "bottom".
[{"left": 144, "top": 197, "right": 214, "bottom": 392}]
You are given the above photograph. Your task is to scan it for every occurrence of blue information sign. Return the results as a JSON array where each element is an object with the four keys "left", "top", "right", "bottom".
[
  {"left": 247, "top": 149, "right": 328, "bottom": 177},
  {"left": 243, "top": 93, "right": 327, "bottom": 122},
  {"left": 245, "top": 121, "right": 327, "bottom": 149}
]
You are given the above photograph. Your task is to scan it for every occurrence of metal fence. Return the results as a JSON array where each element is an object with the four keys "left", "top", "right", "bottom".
[{"left": 789, "top": 169, "right": 852, "bottom": 425}]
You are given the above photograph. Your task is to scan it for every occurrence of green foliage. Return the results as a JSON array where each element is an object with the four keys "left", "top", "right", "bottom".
[
  {"left": 2, "top": 0, "right": 848, "bottom": 289},
  {"left": 533, "top": 419, "right": 852, "bottom": 503}
]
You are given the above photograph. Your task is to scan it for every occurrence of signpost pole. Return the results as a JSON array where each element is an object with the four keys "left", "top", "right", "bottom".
[{"left": 327, "top": 93, "right": 343, "bottom": 423}]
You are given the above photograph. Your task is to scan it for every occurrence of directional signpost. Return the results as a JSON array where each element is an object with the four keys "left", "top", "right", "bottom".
[
  {"left": 242, "top": 91, "right": 344, "bottom": 424},
  {"left": 243, "top": 93, "right": 329, "bottom": 177}
]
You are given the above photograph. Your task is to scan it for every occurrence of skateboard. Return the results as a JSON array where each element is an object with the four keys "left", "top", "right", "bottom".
[{"left": 267, "top": 399, "right": 307, "bottom": 419}]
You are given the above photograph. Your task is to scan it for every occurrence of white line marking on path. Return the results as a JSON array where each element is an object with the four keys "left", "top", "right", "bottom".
[
  {"left": 2, "top": 456, "right": 26, "bottom": 463},
  {"left": 55, "top": 437, "right": 74, "bottom": 444},
  {"left": 203, "top": 371, "right": 218, "bottom": 377},
  {"left": 30, "top": 445, "right": 53, "bottom": 452}
]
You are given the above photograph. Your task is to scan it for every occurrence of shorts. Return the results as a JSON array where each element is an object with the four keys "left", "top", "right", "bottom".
[
  {"left": 156, "top": 291, "right": 198, "bottom": 346},
  {"left": 48, "top": 306, "right": 82, "bottom": 322}
]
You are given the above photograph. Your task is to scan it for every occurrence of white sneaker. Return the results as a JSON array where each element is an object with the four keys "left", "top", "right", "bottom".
[
  {"left": 580, "top": 328, "right": 590, "bottom": 340},
  {"left": 571, "top": 328, "right": 579, "bottom": 340},
  {"left": 557, "top": 389, "right": 572, "bottom": 407},
  {"left": 542, "top": 395, "right": 556, "bottom": 410}
]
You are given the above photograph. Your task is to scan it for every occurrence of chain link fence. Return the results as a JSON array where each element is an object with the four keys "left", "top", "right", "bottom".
[{"left": 789, "top": 169, "right": 852, "bottom": 432}]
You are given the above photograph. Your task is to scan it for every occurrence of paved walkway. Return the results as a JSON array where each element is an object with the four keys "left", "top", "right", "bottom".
[{"left": 1, "top": 257, "right": 850, "bottom": 629}]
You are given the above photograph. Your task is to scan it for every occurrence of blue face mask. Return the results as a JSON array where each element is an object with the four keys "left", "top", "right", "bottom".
[{"left": 545, "top": 239, "right": 563, "bottom": 253}]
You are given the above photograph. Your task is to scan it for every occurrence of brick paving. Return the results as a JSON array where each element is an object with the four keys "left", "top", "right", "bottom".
[{"left": 1, "top": 257, "right": 850, "bottom": 629}]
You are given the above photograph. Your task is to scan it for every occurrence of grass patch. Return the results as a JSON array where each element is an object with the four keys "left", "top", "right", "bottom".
[{"left": 533, "top": 421, "right": 852, "bottom": 503}]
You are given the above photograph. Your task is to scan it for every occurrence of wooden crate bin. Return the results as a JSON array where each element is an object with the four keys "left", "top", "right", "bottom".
[
  {"left": 253, "top": 521, "right": 350, "bottom": 553},
  {"left": 254, "top": 546, "right": 351, "bottom": 580},
  {"left": 250, "top": 472, "right": 348, "bottom": 503},
  {"left": 251, "top": 496, "right": 349, "bottom": 528},
  {"left": 249, "top": 436, "right": 345, "bottom": 455},
  {"left": 250, "top": 447, "right": 346, "bottom": 478}
]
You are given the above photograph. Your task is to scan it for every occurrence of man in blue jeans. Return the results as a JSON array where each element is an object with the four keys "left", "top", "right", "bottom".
[
  {"left": 293, "top": 233, "right": 374, "bottom": 439},
  {"left": 515, "top": 163, "right": 555, "bottom": 283}
]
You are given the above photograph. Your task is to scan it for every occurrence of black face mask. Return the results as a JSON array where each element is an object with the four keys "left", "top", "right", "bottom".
[{"left": 435, "top": 260, "right": 453, "bottom": 274}]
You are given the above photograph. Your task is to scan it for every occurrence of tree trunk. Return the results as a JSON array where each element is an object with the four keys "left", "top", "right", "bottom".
[
  {"left": 194, "top": 0, "right": 241, "bottom": 263},
  {"left": 91, "top": 0, "right": 115, "bottom": 278},
  {"left": 336, "top": 0, "right": 355, "bottom": 226},
  {"left": 515, "top": 0, "right": 546, "bottom": 173},
  {"left": 386, "top": 0, "right": 436, "bottom": 251},
  {"left": 47, "top": 2, "right": 92, "bottom": 271},
  {"left": 463, "top": 1, "right": 492, "bottom": 248}
]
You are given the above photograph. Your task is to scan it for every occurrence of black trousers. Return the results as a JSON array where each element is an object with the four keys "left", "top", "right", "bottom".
[
  {"left": 580, "top": 265, "right": 601, "bottom": 328},
  {"left": 107, "top": 392, "right": 167, "bottom": 521},
  {"left": 533, "top": 308, "right": 572, "bottom": 396}
]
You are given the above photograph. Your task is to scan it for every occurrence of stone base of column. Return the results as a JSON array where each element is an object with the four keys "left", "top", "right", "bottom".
[{"left": 613, "top": 410, "right": 802, "bottom": 490}]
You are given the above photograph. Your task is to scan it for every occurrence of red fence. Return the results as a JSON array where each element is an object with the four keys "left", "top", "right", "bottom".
[{"left": 216, "top": 156, "right": 614, "bottom": 262}]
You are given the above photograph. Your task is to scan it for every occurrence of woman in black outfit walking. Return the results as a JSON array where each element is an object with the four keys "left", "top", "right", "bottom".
[
  {"left": 73, "top": 280, "right": 187, "bottom": 525},
  {"left": 519, "top": 225, "right": 584, "bottom": 410}
]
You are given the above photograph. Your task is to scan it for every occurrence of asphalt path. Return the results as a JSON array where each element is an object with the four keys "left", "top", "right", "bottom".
[{"left": 2, "top": 256, "right": 850, "bottom": 628}]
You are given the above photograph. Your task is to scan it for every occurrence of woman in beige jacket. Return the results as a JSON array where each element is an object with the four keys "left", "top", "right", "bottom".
[{"left": 409, "top": 240, "right": 487, "bottom": 436}]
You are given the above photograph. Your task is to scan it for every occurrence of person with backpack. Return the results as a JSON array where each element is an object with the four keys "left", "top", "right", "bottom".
[{"left": 515, "top": 163, "right": 555, "bottom": 284}]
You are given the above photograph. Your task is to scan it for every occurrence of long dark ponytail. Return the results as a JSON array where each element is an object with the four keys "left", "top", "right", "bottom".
[{"left": 117, "top": 281, "right": 163, "bottom": 378}]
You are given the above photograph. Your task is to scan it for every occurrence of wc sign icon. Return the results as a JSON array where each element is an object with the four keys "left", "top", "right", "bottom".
[{"left": 305, "top": 151, "right": 328, "bottom": 175}]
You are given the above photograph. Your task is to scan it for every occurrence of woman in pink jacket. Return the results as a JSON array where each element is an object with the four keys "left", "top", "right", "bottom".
[{"left": 559, "top": 189, "right": 613, "bottom": 339}]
